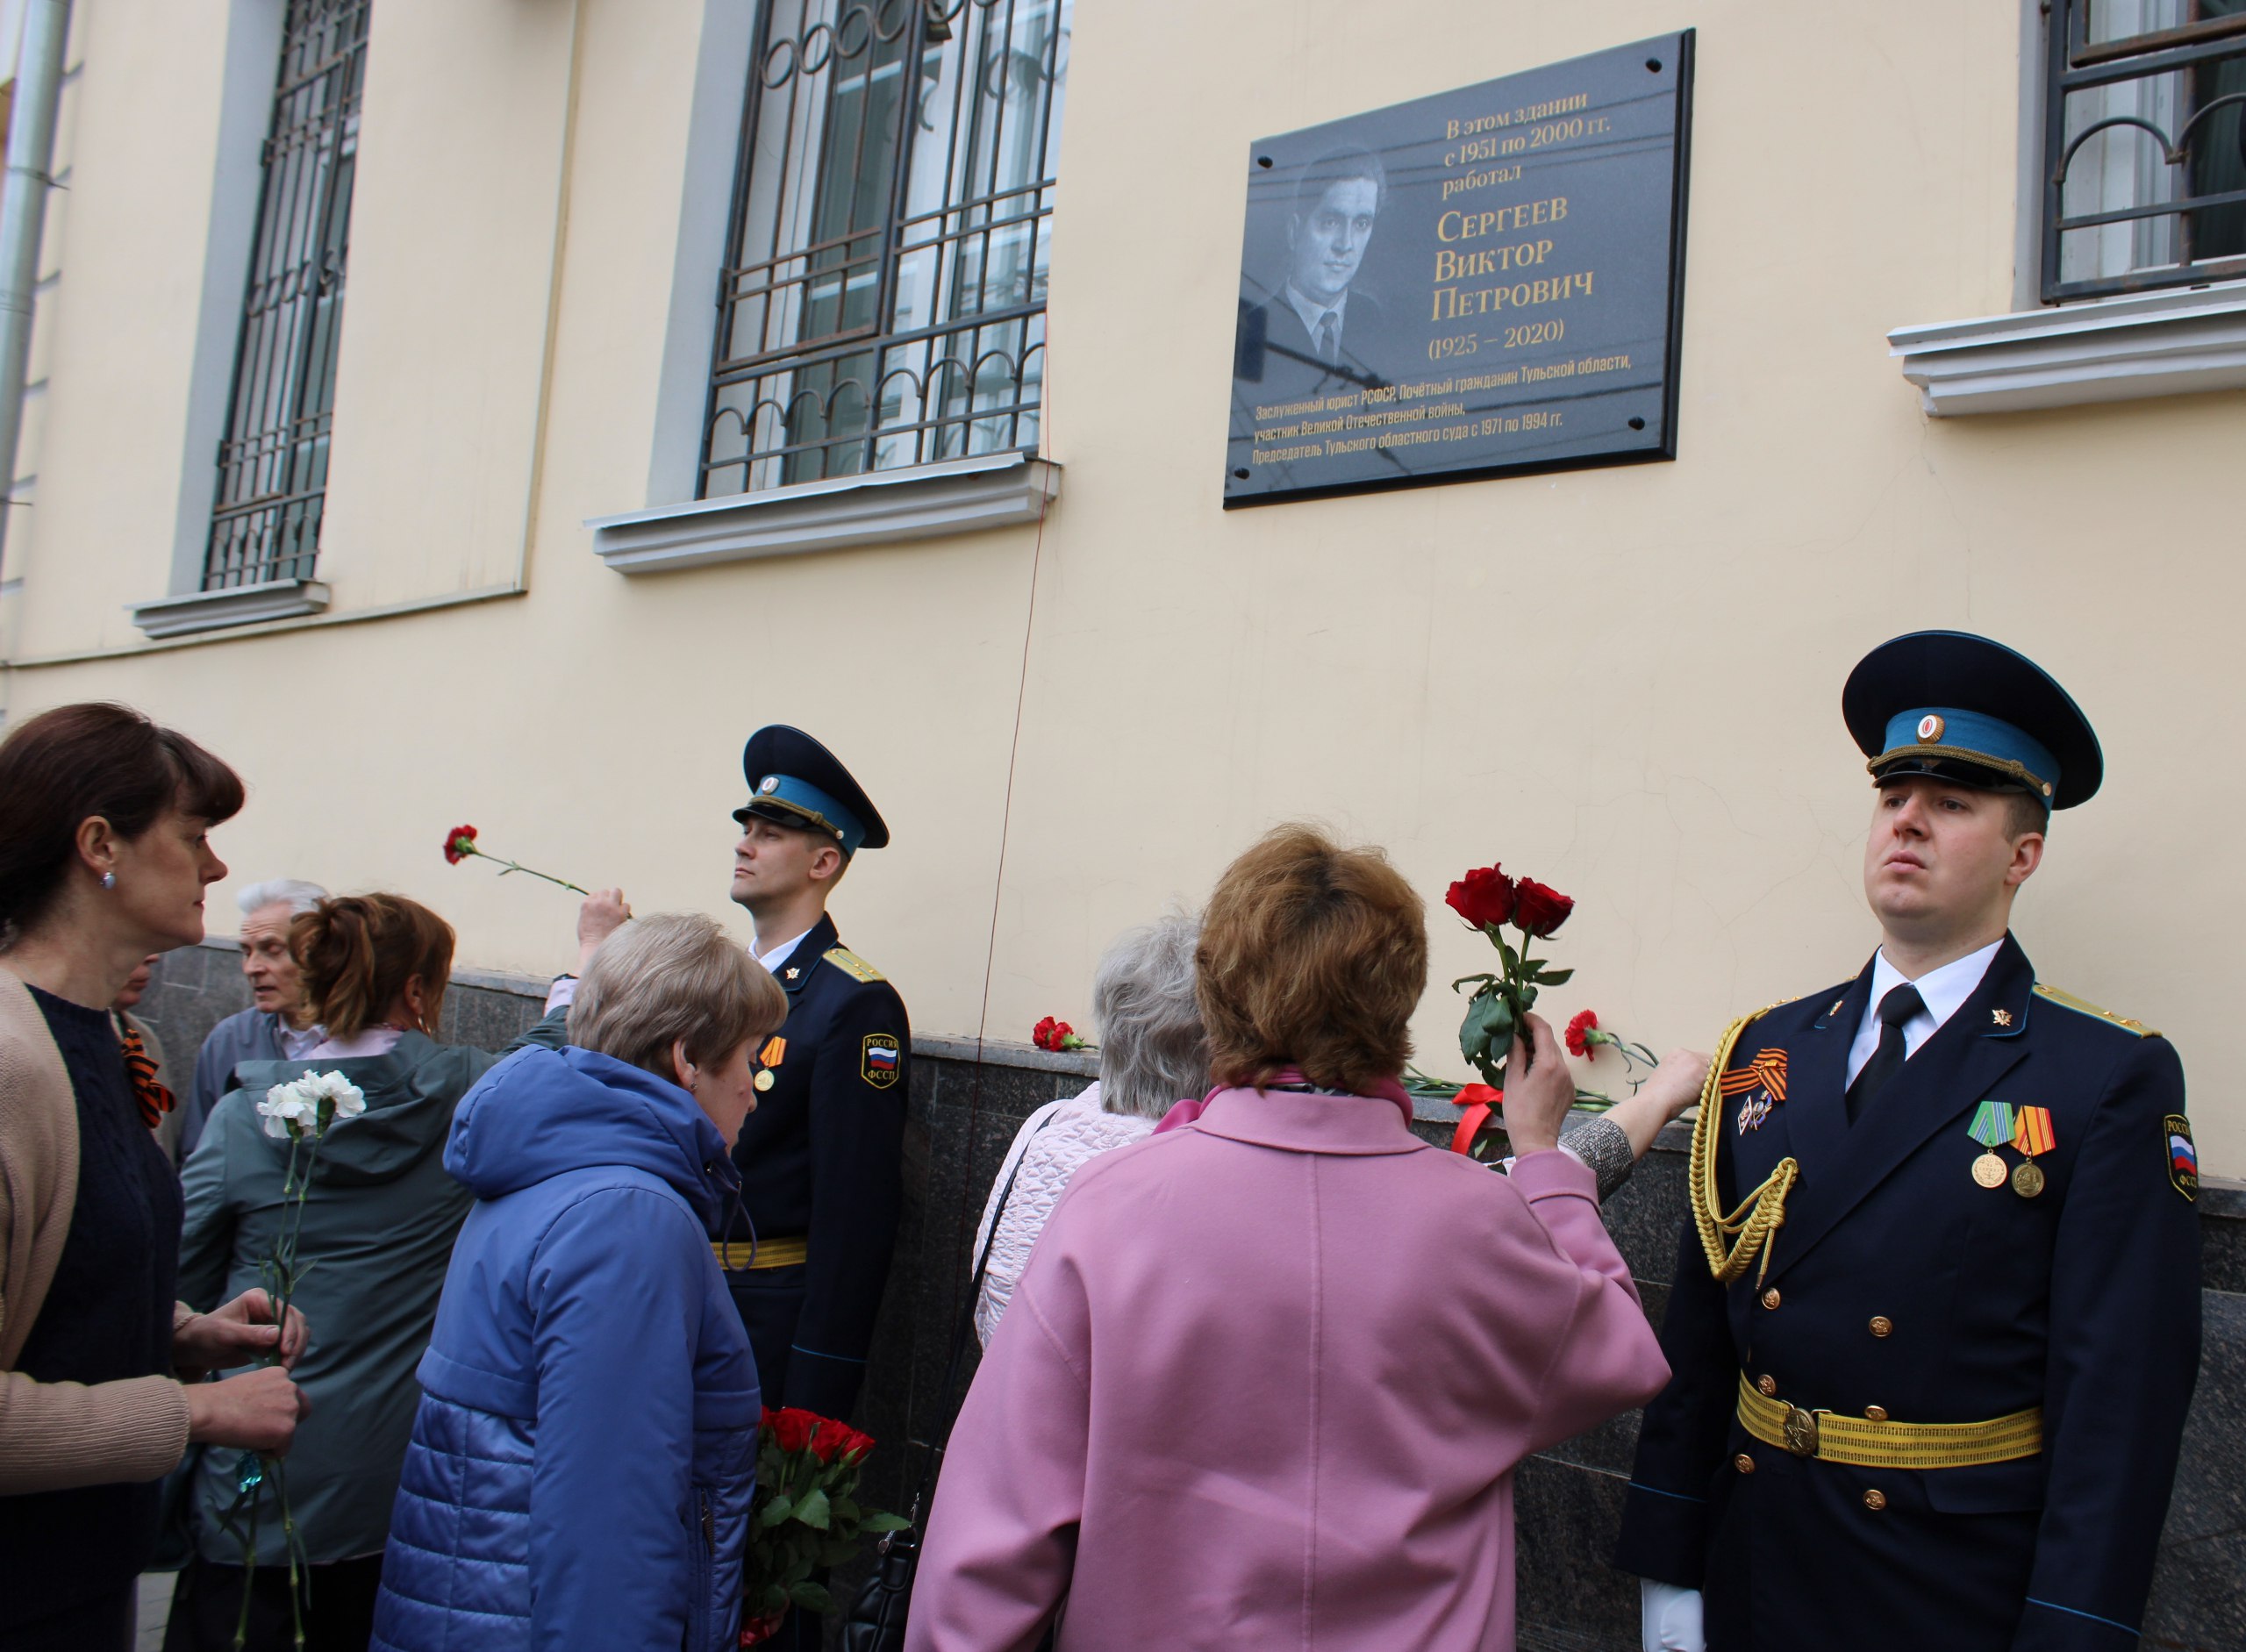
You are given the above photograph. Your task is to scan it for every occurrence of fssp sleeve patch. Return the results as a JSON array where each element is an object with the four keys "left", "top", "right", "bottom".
[
  {"left": 2164, "top": 1113, "right": 2199, "bottom": 1202},
  {"left": 861, "top": 1033, "right": 902, "bottom": 1089}
]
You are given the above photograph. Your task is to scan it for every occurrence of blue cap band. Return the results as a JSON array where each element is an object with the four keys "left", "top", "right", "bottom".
[
  {"left": 744, "top": 773, "right": 866, "bottom": 855},
  {"left": 1878, "top": 706, "right": 2060, "bottom": 797}
]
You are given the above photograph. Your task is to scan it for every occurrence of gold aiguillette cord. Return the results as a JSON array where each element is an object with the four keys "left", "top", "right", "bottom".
[{"left": 1690, "top": 1009, "right": 1799, "bottom": 1286}]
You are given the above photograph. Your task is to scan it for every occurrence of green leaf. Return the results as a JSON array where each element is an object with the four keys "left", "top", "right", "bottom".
[
  {"left": 761, "top": 1584, "right": 790, "bottom": 1615},
  {"left": 793, "top": 1487, "right": 831, "bottom": 1531},
  {"left": 1495, "top": 935, "right": 1520, "bottom": 971},
  {"left": 829, "top": 1496, "right": 861, "bottom": 1525},
  {"left": 819, "top": 1538, "right": 859, "bottom": 1568},
  {"left": 859, "top": 1512, "right": 912, "bottom": 1533},
  {"left": 1537, "top": 968, "right": 1573, "bottom": 986},
  {"left": 1520, "top": 958, "right": 1545, "bottom": 974},
  {"left": 1449, "top": 972, "right": 1497, "bottom": 995},
  {"left": 790, "top": 1581, "right": 836, "bottom": 1614},
  {"left": 757, "top": 1494, "right": 795, "bottom": 1527}
]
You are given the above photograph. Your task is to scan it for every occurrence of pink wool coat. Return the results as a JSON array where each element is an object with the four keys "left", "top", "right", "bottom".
[{"left": 907, "top": 1086, "right": 1671, "bottom": 1651}]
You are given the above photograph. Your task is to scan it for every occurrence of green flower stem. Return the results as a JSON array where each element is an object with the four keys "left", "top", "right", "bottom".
[{"left": 465, "top": 846, "right": 588, "bottom": 896}]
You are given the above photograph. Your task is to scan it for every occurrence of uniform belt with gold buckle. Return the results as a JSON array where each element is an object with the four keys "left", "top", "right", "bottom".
[
  {"left": 712, "top": 1235, "right": 809, "bottom": 1271},
  {"left": 1735, "top": 1373, "right": 2042, "bottom": 1470}
]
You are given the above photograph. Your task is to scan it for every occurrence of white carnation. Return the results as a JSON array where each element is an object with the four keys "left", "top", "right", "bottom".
[
  {"left": 299, "top": 1070, "right": 367, "bottom": 1121},
  {"left": 254, "top": 1071, "right": 365, "bottom": 1140}
]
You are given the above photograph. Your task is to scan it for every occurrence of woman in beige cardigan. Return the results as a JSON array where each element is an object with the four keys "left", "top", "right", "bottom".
[{"left": 0, "top": 704, "right": 311, "bottom": 1651}]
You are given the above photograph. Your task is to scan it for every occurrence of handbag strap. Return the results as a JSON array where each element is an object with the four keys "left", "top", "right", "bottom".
[{"left": 909, "top": 1102, "right": 1062, "bottom": 1511}]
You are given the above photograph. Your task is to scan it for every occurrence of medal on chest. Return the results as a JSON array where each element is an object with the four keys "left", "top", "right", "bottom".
[
  {"left": 2010, "top": 1105, "right": 2054, "bottom": 1198},
  {"left": 1720, "top": 1047, "right": 1787, "bottom": 1134},
  {"left": 1967, "top": 1101, "right": 2014, "bottom": 1188},
  {"left": 754, "top": 1035, "right": 786, "bottom": 1092},
  {"left": 1966, "top": 1100, "right": 2056, "bottom": 1197}
]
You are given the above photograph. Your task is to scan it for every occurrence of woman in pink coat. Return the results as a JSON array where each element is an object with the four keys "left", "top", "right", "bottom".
[{"left": 908, "top": 825, "right": 1698, "bottom": 1650}]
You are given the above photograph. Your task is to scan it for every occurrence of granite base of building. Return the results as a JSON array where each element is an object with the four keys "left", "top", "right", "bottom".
[{"left": 140, "top": 941, "right": 2246, "bottom": 1650}]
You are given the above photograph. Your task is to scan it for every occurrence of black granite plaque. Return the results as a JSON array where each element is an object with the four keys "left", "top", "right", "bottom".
[{"left": 1224, "top": 32, "right": 1694, "bottom": 506}]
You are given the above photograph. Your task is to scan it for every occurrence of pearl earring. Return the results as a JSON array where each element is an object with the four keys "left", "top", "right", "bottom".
[{"left": 100, "top": 872, "right": 116, "bottom": 890}]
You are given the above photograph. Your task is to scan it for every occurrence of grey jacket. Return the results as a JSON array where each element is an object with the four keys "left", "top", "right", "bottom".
[
  {"left": 175, "top": 1010, "right": 565, "bottom": 1563},
  {"left": 182, "top": 1007, "right": 289, "bottom": 1162}
]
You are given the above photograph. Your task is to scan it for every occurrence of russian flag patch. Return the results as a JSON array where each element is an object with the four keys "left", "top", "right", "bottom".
[
  {"left": 862, "top": 1033, "right": 901, "bottom": 1089},
  {"left": 2165, "top": 1113, "right": 2198, "bottom": 1202}
]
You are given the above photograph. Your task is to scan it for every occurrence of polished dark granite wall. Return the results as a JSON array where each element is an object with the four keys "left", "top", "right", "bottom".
[{"left": 143, "top": 942, "right": 2245, "bottom": 1650}]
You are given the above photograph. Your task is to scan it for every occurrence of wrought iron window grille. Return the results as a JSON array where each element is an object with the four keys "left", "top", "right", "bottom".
[
  {"left": 2043, "top": 0, "right": 2246, "bottom": 302},
  {"left": 203, "top": 0, "right": 368, "bottom": 592},
  {"left": 700, "top": 0, "right": 1072, "bottom": 497}
]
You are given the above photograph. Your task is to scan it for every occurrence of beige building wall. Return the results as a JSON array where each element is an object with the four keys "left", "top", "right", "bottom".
[{"left": 4, "top": 1, "right": 2241, "bottom": 1167}]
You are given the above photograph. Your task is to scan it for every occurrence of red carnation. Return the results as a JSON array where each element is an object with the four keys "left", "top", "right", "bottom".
[
  {"left": 1565, "top": 1010, "right": 1600, "bottom": 1058},
  {"left": 1033, "top": 1016, "right": 1059, "bottom": 1051},
  {"left": 1513, "top": 878, "right": 1575, "bottom": 938},
  {"left": 1445, "top": 865, "right": 1517, "bottom": 930},
  {"left": 443, "top": 824, "right": 478, "bottom": 865}
]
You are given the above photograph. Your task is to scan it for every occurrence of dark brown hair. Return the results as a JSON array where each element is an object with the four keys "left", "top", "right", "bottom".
[
  {"left": 1195, "top": 824, "right": 1427, "bottom": 1097},
  {"left": 0, "top": 702, "right": 245, "bottom": 941},
  {"left": 292, "top": 894, "right": 455, "bottom": 1041},
  {"left": 2001, "top": 789, "right": 2050, "bottom": 841}
]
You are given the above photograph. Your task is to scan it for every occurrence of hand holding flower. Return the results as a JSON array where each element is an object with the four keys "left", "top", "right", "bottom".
[
  {"left": 1499, "top": 1016, "right": 1573, "bottom": 1155},
  {"left": 184, "top": 1365, "right": 311, "bottom": 1454},
  {"left": 175, "top": 1288, "right": 310, "bottom": 1375},
  {"left": 576, "top": 887, "right": 632, "bottom": 970},
  {"left": 1596, "top": 1046, "right": 1713, "bottom": 1161}
]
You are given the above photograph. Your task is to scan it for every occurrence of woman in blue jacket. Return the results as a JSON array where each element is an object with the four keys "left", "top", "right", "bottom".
[{"left": 372, "top": 913, "right": 785, "bottom": 1652}]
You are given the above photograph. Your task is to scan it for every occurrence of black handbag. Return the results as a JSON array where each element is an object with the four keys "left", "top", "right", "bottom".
[{"left": 843, "top": 1111, "right": 1061, "bottom": 1652}]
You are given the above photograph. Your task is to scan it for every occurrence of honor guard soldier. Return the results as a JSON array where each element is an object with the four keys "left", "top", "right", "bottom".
[
  {"left": 719, "top": 726, "right": 910, "bottom": 1425},
  {"left": 1616, "top": 633, "right": 2201, "bottom": 1652}
]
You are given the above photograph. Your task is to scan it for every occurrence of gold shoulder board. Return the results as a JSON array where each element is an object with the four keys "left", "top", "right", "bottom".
[
  {"left": 823, "top": 947, "right": 886, "bottom": 984},
  {"left": 2032, "top": 983, "right": 2157, "bottom": 1038}
]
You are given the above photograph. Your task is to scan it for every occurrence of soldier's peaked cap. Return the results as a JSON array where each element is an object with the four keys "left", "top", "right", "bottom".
[
  {"left": 733, "top": 725, "right": 890, "bottom": 854},
  {"left": 1842, "top": 631, "right": 2102, "bottom": 810}
]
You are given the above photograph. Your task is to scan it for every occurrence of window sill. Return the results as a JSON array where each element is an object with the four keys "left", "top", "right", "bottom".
[
  {"left": 1888, "top": 278, "right": 2246, "bottom": 416},
  {"left": 585, "top": 451, "right": 1061, "bottom": 575},
  {"left": 128, "top": 577, "right": 332, "bottom": 640}
]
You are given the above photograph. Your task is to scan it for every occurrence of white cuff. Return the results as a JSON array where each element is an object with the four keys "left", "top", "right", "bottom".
[{"left": 544, "top": 975, "right": 577, "bottom": 1013}]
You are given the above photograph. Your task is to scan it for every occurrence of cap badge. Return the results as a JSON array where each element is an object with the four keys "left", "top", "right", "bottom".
[
  {"left": 1917, "top": 713, "right": 1944, "bottom": 742},
  {"left": 758, "top": 776, "right": 780, "bottom": 794}
]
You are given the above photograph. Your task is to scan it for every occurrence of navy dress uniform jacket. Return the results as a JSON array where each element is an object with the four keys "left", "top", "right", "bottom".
[
  {"left": 1614, "top": 934, "right": 2200, "bottom": 1651},
  {"left": 722, "top": 912, "right": 909, "bottom": 1420}
]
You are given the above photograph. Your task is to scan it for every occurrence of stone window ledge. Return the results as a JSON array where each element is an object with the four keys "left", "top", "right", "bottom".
[
  {"left": 586, "top": 451, "right": 1061, "bottom": 575},
  {"left": 1889, "top": 278, "right": 2246, "bottom": 417},
  {"left": 129, "top": 577, "right": 331, "bottom": 640}
]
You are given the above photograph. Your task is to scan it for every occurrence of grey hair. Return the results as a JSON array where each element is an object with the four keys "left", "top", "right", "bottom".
[
  {"left": 1093, "top": 911, "right": 1212, "bottom": 1119},
  {"left": 569, "top": 912, "right": 785, "bottom": 1083},
  {"left": 237, "top": 879, "right": 327, "bottom": 917}
]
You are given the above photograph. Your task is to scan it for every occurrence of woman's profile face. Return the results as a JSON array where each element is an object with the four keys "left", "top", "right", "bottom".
[
  {"left": 686, "top": 1038, "right": 761, "bottom": 1148},
  {"left": 108, "top": 806, "right": 228, "bottom": 952}
]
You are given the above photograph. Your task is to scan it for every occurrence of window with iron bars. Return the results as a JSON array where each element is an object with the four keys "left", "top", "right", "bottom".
[
  {"left": 701, "top": 0, "right": 1071, "bottom": 497},
  {"left": 204, "top": 0, "right": 368, "bottom": 591},
  {"left": 2043, "top": 0, "right": 2246, "bottom": 301}
]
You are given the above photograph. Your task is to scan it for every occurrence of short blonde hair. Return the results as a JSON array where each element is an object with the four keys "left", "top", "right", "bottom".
[
  {"left": 1196, "top": 824, "right": 1427, "bottom": 1097},
  {"left": 569, "top": 913, "right": 786, "bottom": 1082}
]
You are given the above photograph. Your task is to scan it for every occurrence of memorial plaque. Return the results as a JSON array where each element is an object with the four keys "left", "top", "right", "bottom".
[{"left": 1223, "top": 32, "right": 1694, "bottom": 506}]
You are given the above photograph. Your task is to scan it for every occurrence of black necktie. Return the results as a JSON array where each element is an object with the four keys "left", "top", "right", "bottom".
[{"left": 1846, "top": 983, "right": 1926, "bottom": 1122}]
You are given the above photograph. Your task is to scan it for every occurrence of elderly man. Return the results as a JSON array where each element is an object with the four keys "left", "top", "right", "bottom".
[{"left": 179, "top": 878, "right": 327, "bottom": 1159}]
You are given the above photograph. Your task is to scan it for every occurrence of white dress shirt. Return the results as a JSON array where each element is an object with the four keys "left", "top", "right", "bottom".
[
  {"left": 755, "top": 926, "right": 817, "bottom": 977},
  {"left": 1843, "top": 939, "right": 2004, "bottom": 1089},
  {"left": 278, "top": 1021, "right": 325, "bottom": 1060}
]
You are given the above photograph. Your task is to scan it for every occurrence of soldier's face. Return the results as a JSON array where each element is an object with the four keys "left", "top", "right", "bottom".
[
  {"left": 1863, "top": 776, "right": 2042, "bottom": 935},
  {"left": 731, "top": 816, "right": 832, "bottom": 908},
  {"left": 1287, "top": 177, "right": 1379, "bottom": 308}
]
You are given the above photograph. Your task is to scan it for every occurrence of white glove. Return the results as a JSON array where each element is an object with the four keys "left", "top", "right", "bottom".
[{"left": 1641, "top": 1579, "right": 1705, "bottom": 1652}]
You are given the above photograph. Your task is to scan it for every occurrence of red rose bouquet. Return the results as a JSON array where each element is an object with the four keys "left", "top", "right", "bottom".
[
  {"left": 740, "top": 1407, "right": 907, "bottom": 1644},
  {"left": 1440, "top": 863, "right": 1656, "bottom": 1159}
]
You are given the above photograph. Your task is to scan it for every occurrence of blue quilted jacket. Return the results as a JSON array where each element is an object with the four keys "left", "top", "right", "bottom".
[{"left": 370, "top": 1046, "right": 760, "bottom": 1652}]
